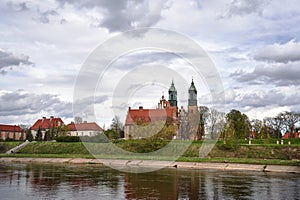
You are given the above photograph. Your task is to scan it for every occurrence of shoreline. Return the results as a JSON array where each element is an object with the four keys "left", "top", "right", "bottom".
[{"left": 1, "top": 157, "right": 300, "bottom": 174}]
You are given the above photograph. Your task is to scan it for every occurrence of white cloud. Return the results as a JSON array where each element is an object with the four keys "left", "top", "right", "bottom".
[
  {"left": 1, "top": 0, "right": 300, "bottom": 125},
  {"left": 253, "top": 39, "right": 300, "bottom": 63}
]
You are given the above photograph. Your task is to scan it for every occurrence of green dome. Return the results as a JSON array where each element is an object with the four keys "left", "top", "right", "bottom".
[
  {"left": 189, "top": 79, "right": 197, "bottom": 93},
  {"left": 169, "top": 80, "right": 177, "bottom": 92}
]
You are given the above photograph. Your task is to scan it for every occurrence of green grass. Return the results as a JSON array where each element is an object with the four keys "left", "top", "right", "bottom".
[
  {"left": 18, "top": 142, "right": 90, "bottom": 154},
  {"left": 0, "top": 153, "right": 94, "bottom": 159},
  {"left": 0, "top": 141, "right": 23, "bottom": 153},
  {"left": 0, "top": 139, "right": 299, "bottom": 166},
  {"left": 177, "top": 157, "right": 300, "bottom": 166}
]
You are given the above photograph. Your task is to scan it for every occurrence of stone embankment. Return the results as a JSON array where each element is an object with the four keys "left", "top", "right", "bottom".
[{"left": 1, "top": 157, "right": 300, "bottom": 173}]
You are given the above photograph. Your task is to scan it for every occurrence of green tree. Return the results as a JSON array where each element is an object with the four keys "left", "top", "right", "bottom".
[
  {"left": 25, "top": 129, "right": 34, "bottom": 141},
  {"left": 199, "top": 106, "right": 209, "bottom": 140},
  {"left": 104, "top": 129, "right": 119, "bottom": 140},
  {"left": 250, "top": 119, "right": 263, "bottom": 139},
  {"left": 225, "top": 109, "right": 251, "bottom": 140},
  {"left": 44, "top": 130, "right": 50, "bottom": 141},
  {"left": 36, "top": 128, "right": 43, "bottom": 141}
]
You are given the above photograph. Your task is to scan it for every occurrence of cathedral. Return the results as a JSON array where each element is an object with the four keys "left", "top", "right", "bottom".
[{"left": 124, "top": 80, "right": 201, "bottom": 140}]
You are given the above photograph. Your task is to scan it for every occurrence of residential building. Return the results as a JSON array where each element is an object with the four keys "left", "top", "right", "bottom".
[
  {"left": 0, "top": 124, "right": 25, "bottom": 141},
  {"left": 30, "top": 116, "right": 64, "bottom": 139},
  {"left": 67, "top": 121, "right": 104, "bottom": 137}
]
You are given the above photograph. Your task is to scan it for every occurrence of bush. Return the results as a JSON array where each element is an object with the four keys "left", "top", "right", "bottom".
[
  {"left": 0, "top": 143, "right": 7, "bottom": 153},
  {"left": 56, "top": 136, "right": 80, "bottom": 142},
  {"left": 80, "top": 134, "right": 109, "bottom": 143}
]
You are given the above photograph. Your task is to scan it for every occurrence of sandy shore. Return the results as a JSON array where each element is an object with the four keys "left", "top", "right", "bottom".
[{"left": 1, "top": 157, "right": 300, "bottom": 173}]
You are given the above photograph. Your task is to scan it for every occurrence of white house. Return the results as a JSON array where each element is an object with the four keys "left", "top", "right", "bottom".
[{"left": 67, "top": 122, "right": 104, "bottom": 137}]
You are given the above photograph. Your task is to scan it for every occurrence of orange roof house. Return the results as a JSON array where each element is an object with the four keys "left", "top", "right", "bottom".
[
  {"left": 0, "top": 124, "right": 25, "bottom": 141},
  {"left": 30, "top": 116, "right": 64, "bottom": 140},
  {"left": 124, "top": 95, "right": 178, "bottom": 139},
  {"left": 30, "top": 116, "right": 64, "bottom": 131},
  {"left": 67, "top": 122, "right": 104, "bottom": 137}
]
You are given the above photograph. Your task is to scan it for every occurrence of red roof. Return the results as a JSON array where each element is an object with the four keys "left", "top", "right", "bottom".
[
  {"left": 0, "top": 124, "right": 22, "bottom": 132},
  {"left": 125, "top": 107, "right": 176, "bottom": 125},
  {"left": 30, "top": 116, "right": 64, "bottom": 130},
  {"left": 67, "top": 122, "right": 103, "bottom": 131}
]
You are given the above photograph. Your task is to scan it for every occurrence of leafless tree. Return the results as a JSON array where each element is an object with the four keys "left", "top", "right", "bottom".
[
  {"left": 264, "top": 115, "right": 285, "bottom": 139},
  {"left": 281, "top": 111, "right": 300, "bottom": 138},
  {"left": 74, "top": 116, "right": 83, "bottom": 124},
  {"left": 207, "top": 108, "right": 225, "bottom": 139}
]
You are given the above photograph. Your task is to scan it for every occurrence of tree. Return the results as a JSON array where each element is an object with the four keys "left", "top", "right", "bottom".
[
  {"left": 104, "top": 129, "right": 119, "bottom": 140},
  {"left": 207, "top": 109, "right": 225, "bottom": 139},
  {"left": 198, "top": 106, "right": 209, "bottom": 140},
  {"left": 25, "top": 129, "right": 33, "bottom": 141},
  {"left": 44, "top": 130, "right": 50, "bottom": 141},
  {"left": 264, "top": 114, "right": 284, "bottom": 139},
  {"left": 110, "top": 116, "right": 123, "bottom": 138},
  {"left": 74, "top": 116, "right": 83, "bottom": 124},
  {"left": 36, "top": 128, "right": 43, "bottom": 141},
  {"left": 281, "top": 111, "right": 300, "bottom": 138},
  {"left": 250, "top": 119, "right": 263, "bottom": 139},
  {"left": 225, "top": 109, "right": 251, "bottom": 140}
]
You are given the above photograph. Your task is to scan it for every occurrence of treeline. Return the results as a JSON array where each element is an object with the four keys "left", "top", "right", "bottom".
[{"left": 199, "top": 108, "right": 300, "bottom": 140}]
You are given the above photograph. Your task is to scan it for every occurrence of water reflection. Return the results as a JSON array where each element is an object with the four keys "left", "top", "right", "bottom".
[{"left": 0, "top": 162, "right": 299, "bottom": 200}]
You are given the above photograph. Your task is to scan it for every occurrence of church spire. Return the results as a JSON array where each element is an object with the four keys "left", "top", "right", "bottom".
[
  {"left": 168, "top": 80, "right": 177, "bottom": 107},
  {"left": 188, "top": 78, "right": 197, "bottom": 106}
]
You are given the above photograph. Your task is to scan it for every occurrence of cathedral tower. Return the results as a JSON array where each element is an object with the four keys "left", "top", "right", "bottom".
[
  {"left": 188, "top": 79, "right": 197, "bottom": 107},
  {"left": 168, "top": 80, "right": 177, "bottom": 107},
  {"left": 188, "top": 79, "right": 199, "bottom": 140}
]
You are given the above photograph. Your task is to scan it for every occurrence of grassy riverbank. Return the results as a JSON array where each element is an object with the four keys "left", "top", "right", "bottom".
[{"left": 0, "top": 139, "right": 299, "bottom": 166}]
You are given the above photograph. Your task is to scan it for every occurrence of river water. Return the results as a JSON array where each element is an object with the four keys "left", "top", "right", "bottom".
[{"left": 0, "top": 162, "right": 299, "bottom": 200}]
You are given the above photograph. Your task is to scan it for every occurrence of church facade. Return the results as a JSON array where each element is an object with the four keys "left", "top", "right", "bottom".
[{"left": 124, "top": 80, "right": 201, "bottom": 140}]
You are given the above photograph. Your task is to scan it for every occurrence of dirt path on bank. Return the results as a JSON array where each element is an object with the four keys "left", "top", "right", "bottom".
[{"left": 1, "top": 157, "right": 300, "bottom": 174}]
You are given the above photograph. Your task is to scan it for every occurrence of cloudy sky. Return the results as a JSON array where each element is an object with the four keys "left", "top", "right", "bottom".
[{"left": 1, "top": 0, "right": 300, "bottom": 127}]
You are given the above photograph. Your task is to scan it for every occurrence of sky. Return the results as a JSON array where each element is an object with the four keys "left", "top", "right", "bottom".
[{"left": 1, "top": 0, "right": 300, "bottom": 127}]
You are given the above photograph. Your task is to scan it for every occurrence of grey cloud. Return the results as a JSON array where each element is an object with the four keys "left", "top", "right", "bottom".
[
  {"left": 231, "top": 62, "right": 300, "bottom": 86},
  {"left": 253, "top": 40, "right": 300, "bottom": 63},
  {"left": 226, "top": 0, "right": 268, "bottom": 17},
  {"left": 56, "top": 0, "right": 168, "bottom": 32},
  {"left": 6, "top": 1, "right": 29, "bottom": 12},
  {"left": 223, "top": 89, "right": 300, "bottom": 112},
  {"left": 0, "top": 90, "right": 72, "bottom": 118},
  {"left": 0, "top": 50, "right": 33, "bottom": 74},
  {"left": 34, "top": 9, "right": 58, "bottom": 24}
]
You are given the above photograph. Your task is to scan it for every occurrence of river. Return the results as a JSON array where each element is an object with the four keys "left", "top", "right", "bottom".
[{"left": 0, "top": 162, "right": 299, "bottom": 200}]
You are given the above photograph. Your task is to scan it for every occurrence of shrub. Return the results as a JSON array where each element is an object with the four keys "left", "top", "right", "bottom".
[
  {"left": 56, "top": 136, "right": 80, "bottom": 142},
  {"left": 80, "top": 134, "right": 109, "bottom": 143},
  {"left": 0, "top": 144, "right": 7, "bottom": 153}
]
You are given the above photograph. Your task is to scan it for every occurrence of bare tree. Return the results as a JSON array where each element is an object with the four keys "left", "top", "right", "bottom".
[
  {"left": 110, "top": 115, "right": 123, "bottom": 138},
  {"left": 74, "top": 116, "right": 83, "bottom": 124},
  {"left": 281, "top": 111, "right": 300, "bottom": 138},
  {"left": 207, "top": 108, "right": 225, "bottom": 139},
  {"left": 264, "top": 112, "right": 286, "bottom": 139}
]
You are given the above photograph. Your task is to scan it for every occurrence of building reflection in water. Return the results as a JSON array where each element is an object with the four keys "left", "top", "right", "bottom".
[{"left": 0, "top": 163, "right": 299, "bottom": 199}]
